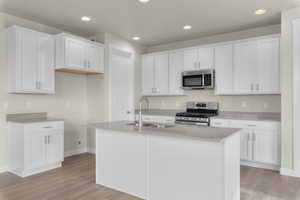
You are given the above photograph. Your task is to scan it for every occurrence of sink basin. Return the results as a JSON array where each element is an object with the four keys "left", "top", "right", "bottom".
[{"left": 126, "top": 121, "right": 175, "bottom": 129}]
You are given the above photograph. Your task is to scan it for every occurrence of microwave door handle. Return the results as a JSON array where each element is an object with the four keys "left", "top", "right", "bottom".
[{"left": 202, "top": 75, "right": 205, "bottom": 86}]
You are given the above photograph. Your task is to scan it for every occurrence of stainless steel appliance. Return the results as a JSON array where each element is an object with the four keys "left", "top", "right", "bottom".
[
  {"left": 175, "top": 102, "right": 219, "bottom": 126},
  {"left": 182, "top": 69, "right": 215, "bottom": 90}
]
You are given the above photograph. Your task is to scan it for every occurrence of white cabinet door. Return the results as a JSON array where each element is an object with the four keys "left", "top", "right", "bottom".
[
  {"left": 154, "top": 53, "right": 169, "bottom": 95},
  {"left": 97, "top": 131, "right": 147, "bottom": 199},
  {"left": 240, "top": 131, "right": 251, "bottom": 161},
  {"left": 169, "top": 50, "right": 184, "bottom": 95},
  {"left": 86, "top": 44, "right": 104, "bottom": 73},
  {"left": 65, "top": 37, "right": 86, "bottom": 70},
  {"left": 253, "top": 131, "right": 280, "bottom": 165},
  {"left": 184, "top": 48, "right": 198, "bottom": 71},
  {"left": 198, "top": 47, "right": 214, "bottom": 69},
  {"left": 19, "top": 28, "right": 39, "bottom": 92},
  {"left": 257, "top": 38, "right": 280, "bottom": 94},
  {"left": 142, "top": 55, "right": 155, "bottom": 95},
  {"left": 25, "top": 132, "right": 47, "bottom": 169},
  {"left": 38, "top": 33, "right": 55, "bottom": 93},
  {"left": 215, "top": 44, "right": 234, "bottom": 95},
  {"left": 234, "top": 41, "right": 258, "bottom": 94},
  {"left": 46, "top": 132, "right": 64, "bottom": 164}
]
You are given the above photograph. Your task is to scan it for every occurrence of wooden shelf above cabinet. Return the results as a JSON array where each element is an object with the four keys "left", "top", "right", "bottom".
[{"left": 55, "top": 68, "right": 103, "bottom": 75}]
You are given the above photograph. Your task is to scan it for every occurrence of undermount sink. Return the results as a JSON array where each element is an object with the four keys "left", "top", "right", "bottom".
[{"left": 126, "top": 121, "right": 175, "bottom": 129}]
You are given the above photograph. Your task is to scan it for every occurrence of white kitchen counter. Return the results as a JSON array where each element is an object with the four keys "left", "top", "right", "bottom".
[
  {"left": 92, "top": 121, "right": 241, "bottom": 200},
  {"left": 89, "top": 121, "right": 240, "bottom": 143}
]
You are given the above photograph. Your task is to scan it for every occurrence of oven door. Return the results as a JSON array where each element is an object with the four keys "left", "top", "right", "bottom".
[{"left": 182, "top": 74, "right": 203, "bottom": 89}]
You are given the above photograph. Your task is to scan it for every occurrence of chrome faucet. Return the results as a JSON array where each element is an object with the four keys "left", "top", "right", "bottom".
[{"left": 138, "top": 96, "right": 149, "bottom": 129}]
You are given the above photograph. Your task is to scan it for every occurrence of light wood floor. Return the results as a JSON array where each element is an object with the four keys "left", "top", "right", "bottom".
[{"left": 0, "top": 153, "right": 300, "bottom": 200}]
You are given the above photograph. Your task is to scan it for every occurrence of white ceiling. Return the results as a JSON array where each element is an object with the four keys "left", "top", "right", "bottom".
[{"left": 0, "top": 0, "right": 298, "bottom": 46}]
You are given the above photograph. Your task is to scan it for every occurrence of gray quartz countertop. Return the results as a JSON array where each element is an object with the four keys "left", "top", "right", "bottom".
[
  {"left": 89, "top": 121, "right": 240, "bottom": 143},
  {"left": 135, "top": 109, "right": 281, "bottom": 122},
  {"left": 6, "top": 112, "right": 64, "bottom": 124},
  {"left": 135, "top": 109, "right": 183, "bottom": 117},
  {"left": 211, "top": 112, "right": 281, "bottom": 122},
  {"left": 7, "top": 117, "right": 64, "bottom": 124}
]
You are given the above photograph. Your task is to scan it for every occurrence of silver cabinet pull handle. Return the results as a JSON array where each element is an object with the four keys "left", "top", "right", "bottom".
[
  {"left": 48, "top": 136, "right": 50, "bottom": 144},
  {"left": 45, "top": 136, "right": 47, "bottom": 144}
]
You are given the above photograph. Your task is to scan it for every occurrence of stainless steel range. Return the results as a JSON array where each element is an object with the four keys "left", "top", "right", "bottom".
[{"left": 175, "top": 102, "right": 219, "bottom": 126}]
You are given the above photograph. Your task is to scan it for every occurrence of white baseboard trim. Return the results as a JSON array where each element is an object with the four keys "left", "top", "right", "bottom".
[
  {"left": 0, "top": 166, "right": 8, "bottom": 174},
  {"left": 64, "top": 148, "right": 88, "bottom": 158},
  {"left": 87, "top": 148, "right": 96, "bottom": 154},
  {"left": 280, "top": 168, "right": 300, "bottom": 177},
  {"left": 241, "top": 160, "right": 280, "bottom": 171}
]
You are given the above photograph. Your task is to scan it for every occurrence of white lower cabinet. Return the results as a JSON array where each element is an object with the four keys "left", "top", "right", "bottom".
[
  {"left": 8, "top": 121, "right": 64, "bottom": 177},
  {"left": 211, "top": 118, "right": 280, "bottom": 169}
]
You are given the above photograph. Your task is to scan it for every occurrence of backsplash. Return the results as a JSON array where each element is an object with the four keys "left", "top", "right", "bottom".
[{"left": 147, "top": 90, "right": 281, "bottom": 113}]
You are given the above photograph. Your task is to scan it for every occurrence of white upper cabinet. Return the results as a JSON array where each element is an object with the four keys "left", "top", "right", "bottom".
[
  {"left": 214, "top": 35, "right": 280, "bottom": 95},
  {"left": 142, "top": 35, "right": 280, "bottom": 96},
  {"left": 142, "top": 54, "right": 155, "bottom": 95},
  {"left": 142, "top": 53, "right": 169, "bottom": 96},
  {"left": 184, "top": 46, "right": 214, "bottom": 71},
  {"left": 55, "top": 33, "right": 104, "bottom": 74},
  {"left": 183, "top": 48, "right": 198, "bottom": 71},
  {"left": 214, "top": 44, "right": 234, "bottom": 95},
  {"left": 87, "top": 43, "right": 105, "bottom": 73},
  {"left": 154, "top": 52, "right": 169, "bottom": 95},
  {"left": 65, "top": 37, "right": 86, "bottom": 70},
  {"left": 257, "top": 38, "right": 280, "bottom": 94},
  {"left": 8, "top": 26, "right": 55, "bottom": 94},
  {"left": 169, "top": 50, "right": 184, "bottom": 95},
  {"left": 233, "top": 41, "right": 258, "bottom": 94},
  {"left": 198, "top": 47, "right": 214, "bottom": 69}
]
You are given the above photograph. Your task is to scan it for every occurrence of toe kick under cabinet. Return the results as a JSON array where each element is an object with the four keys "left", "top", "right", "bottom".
[
  {"left": 211, "top": 118, "right": 281, "bottom": 170},
  {"left": 8, "top": 121, "right": 64, "bottom": 177}
]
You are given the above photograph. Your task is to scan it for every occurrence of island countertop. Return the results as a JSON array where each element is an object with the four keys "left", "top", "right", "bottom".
[{"left": 89, "top": 121, "right": 240, "bottom": 143}]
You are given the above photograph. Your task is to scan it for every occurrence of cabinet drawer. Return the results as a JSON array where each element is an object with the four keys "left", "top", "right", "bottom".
[
  {"left": 230, "top": 120, "right": 280, "bottom": 131},
  {"left": 25, "top": 121, "right": 64, "bottom": 132}
]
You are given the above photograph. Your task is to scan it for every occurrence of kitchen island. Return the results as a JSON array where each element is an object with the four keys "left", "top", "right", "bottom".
[{"left": 90, "top": 121, "right": 241, "bottom": 200}]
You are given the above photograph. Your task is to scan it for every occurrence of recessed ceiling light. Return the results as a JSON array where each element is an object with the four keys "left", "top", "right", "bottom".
[
  {"left": 183, "top": 25, "right": 192, "bottom": 30},
  {"left": 255, "top": 9, "right": 267, "bottom": 15},
  {"left": 81, "top": 16, "right": 91, "bottom": 22},
  {"left": 139, "top": 0, "right": 150, "bottom": 3},
  {"left": 132, "top": 36, "right": 141, "bottom": 41}
]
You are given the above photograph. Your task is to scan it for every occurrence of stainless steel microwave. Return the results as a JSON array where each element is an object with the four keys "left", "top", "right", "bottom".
[{"left": 182, "top": 69, "right": 215, "bottom": 90}]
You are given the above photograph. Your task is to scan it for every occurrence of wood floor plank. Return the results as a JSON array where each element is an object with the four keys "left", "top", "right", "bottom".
[{"left": 0, "top": 153, "right": 300, "bottom": 200}]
